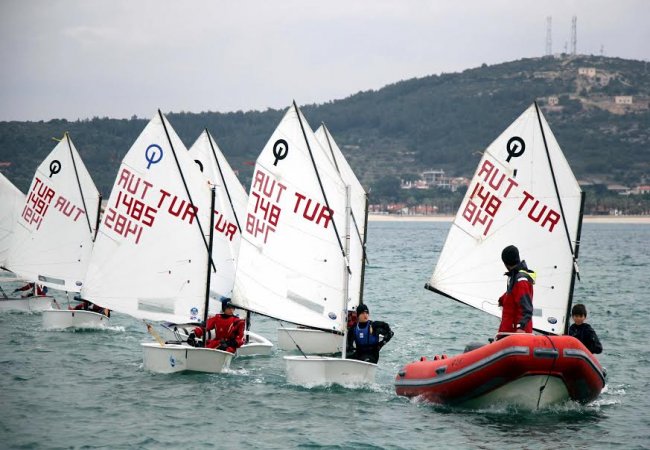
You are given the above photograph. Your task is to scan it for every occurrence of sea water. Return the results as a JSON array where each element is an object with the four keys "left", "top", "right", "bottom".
[{"left": 1, "top": 221, "right": 648, "bottom": 449}]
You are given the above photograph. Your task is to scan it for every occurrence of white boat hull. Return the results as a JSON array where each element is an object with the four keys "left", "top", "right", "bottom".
[
  {"left": 42, "top": 309, "right": 109, "bottom": 329},
  {"left": 277, "top": 327, "right": 343, "bottom": 354},
  {"left": 238, "top": 330, "right": 274, "bottom": 357},
  {"left": 284, "top": 355, "right": 376, "bottom": 386},
  {"left": 0, "top": 296, "right": 53, "bottom": 312},
  {"left": 141, "top": 342, "right": 233, "bottom": 374},
  {"left": 459, "top": 375, "right": 570, "bottom": 410}
]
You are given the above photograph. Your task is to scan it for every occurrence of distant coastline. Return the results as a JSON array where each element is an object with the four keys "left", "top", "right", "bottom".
[{"left": 368, "top": 214, "right": 650, "bottom": 224}]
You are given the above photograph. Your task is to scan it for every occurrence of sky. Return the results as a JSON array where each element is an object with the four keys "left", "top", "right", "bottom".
[{"left": 1, "top": 0, "right": 648, "bottom": 122}]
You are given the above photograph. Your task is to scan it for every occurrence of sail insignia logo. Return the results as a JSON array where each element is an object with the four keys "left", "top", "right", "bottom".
[
  {"left": 328, "top": 312, "right": 337, "bottom": 320},
  {"left": 145, "top": 144, "right": 163, "bottom": 169},
  {"left": 505, "top": 136, "right": 525, "bottom": 162},
  {"left": 190, "top": 307, "right": 199, "bottom": 321}
]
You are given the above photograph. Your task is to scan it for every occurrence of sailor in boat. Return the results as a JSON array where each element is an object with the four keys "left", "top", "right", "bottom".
[
  {"left": 346, "top": 304, "right": 394, "bottom": 363},
  {"left": 187, "top": 298, "right": 245, "bottom": 353},
  {"left": 496, "top": 245, "right": 535, "bottom": 340},
  {"left": 569, "top": 303, "right": 603, "bottom": 354},
  {"left": 68, "top": 294, "right": 110, "bottom": 317},
  {"left": 13, "top": 282, "right": 48, "bottom": 298}
]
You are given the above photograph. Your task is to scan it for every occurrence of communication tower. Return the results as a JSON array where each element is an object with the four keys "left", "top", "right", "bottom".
[
  {"left": 545, "top": 16, "right": 552, "bottom": 56},
  {"left": 571, "top": 16, "right": 577, "bottom": 55}
]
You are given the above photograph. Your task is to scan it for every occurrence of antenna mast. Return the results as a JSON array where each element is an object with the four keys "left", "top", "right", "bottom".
[
  {"left": 545, "top": 16, "right": 552, "bottom": 56},
  {"left": 571, "top": 16, "right": 577, "bottom": 55}
]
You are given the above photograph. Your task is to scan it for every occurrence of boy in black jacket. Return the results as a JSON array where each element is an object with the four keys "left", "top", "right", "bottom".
[{"left": 569, "top": 304, "right": 603, "bottom": 354}]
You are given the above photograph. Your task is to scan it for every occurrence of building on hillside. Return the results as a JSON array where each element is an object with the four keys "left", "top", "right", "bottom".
[
  {"left": 548, "top": 96, "right": 559, "bottom": 106},
  {"left": 421, "top": 169, "right": 446, "bottom": 187},
  {"left": 630, "top": 185, "right": 650, "bottom": 195},
  {"left": 578, "top": 67, "right": 596, "bottom": 77},
  {"left": 607, "top": 184, "right": 630, "bottom": 195},
  {"left": 400, "top": 179, "right": 429, "bottom": 189},
  {"left": 401, "top": 169, "right": 470, "bottom": 192},
  {"left": 614, "top": 96, "right": 633, "bottom": 105}
]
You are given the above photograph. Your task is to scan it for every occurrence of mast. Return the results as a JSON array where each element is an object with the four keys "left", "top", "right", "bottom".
[
  {"left": 358, "top": 193, "right": 369, "bottom": 306},
  {"left": 564, "top": 191, "right": 586, "bottom": 334},
  {"left": 341, "top": 185, "right": 351, "bottom": 359},
  {"left": 202, "top": 187, "right": 217, "bottom": 347}
]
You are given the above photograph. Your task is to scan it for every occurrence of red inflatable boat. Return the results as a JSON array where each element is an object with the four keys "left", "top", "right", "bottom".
[{"left": 394, "top": 334, "right": 605, "bottom": 409}]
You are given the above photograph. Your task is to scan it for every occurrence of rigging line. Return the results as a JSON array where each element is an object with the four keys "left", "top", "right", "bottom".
[
  {"left": 206, "top": 130, "right": 242, "bottom": 233},
  {"left": 64, "top": 133, "right": 93, "bottom": 236},
  {"left": 158, "top": 110, "right": 215, "bottom": 272},
  {"left": 293, "top": 102, "right": 349, "bottom": 271},
  {"left": 536, "top": 334, "right": 559, "bottom": 410},
  {"left": 202, "top": 187, "right": 217, "bottom": 348},
  {"left": 533, "top": 102, "right": 575, "bottom": 258},
  {"left": 279, "top": 322, "right": 310, "bottom": 359}
]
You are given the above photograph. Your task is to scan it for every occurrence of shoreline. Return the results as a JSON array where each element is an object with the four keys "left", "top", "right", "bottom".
[{"left": 368, "top": 214, "right": 650, "bottom": 224}]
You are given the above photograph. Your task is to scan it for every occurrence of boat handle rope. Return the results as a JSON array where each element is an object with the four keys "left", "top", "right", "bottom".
[{"left": 537, "top": 334, "right": 559, "bottom": 410}]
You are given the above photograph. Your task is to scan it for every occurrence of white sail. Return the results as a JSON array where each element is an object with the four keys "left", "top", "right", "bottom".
[
  {"left": 315, "top": 125, "right": 368, "bottom": 309},
  {"left": 233, "top": 104, "right": 349, "bottom": 333},
  {"left": 5, "top": 134, "right": 100, "bottom": 292},
  {"left": 82, "top": 112, "right": 213, "bottom": 324},
  {"left": 188, "top": 131, "right": 247, "bottom": 302},
  {"left": 428, "top": 103, "right": 582, "bottom": 335},
  {"left": 0, "top": 173, "right": 25, "bottom": 268}
]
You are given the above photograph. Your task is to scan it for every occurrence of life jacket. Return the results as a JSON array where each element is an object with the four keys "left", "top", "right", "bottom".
[
  {"left": 354, "top": 321, "right": 378, "bottom": 348},
  {"left": 506, "top": 269, "right": 536, "bottom": 292}
]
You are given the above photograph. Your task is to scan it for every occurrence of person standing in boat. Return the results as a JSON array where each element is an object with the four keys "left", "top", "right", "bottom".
[
  {"left": 13, "top": 282, "right": 47, "bottom": 297},
  {"left": 496, "top": 245, "right": 535, "bottom": 339},
  {"left": 568, "top": 304, "right": 602, "bottom": 354},
  {"left": 346, "top": 303, "right": 393, "bottom": 363},
  {"left": 188, "top": 298, "right": 245, "bottom": 353}
]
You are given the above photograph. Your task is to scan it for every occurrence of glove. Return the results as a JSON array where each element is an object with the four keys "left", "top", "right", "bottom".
[
  {"left": 217, "top": 340, "right": 229, "bottom": 351},
  {"left": 12, "top": 288, "right": 19, "bottom": 293},
  {"left": 187, "top": 332, "right": 197, "bottom": 347}
]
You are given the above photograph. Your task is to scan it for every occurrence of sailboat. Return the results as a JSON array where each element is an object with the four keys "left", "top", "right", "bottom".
[
  {"left": 277, "top": 124, "right": 369, "bottom": 355},
  {"left": 394, "top": 103, "right": 605, "bottom": 408},
  {"left": 81, "top": 111, "right": 233, "bottom": 374},
  {"left": 162, "top": 130, "right": 273, "bottom": 356},
  {"left": 0, "top": 172, "right": 50, "bottom": 311},
  {"left": 3, "top": 134, "right": 101, "bottom": 320},
  {"left": 233, "top": 102, "right": 376, "bottom": 386}
]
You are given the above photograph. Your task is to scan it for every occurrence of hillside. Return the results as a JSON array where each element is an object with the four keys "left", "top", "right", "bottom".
[{"left": 1, "top": 55, "right": 648, "bottom": 198}]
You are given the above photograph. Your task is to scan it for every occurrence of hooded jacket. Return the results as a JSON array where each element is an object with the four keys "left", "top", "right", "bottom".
[{"left": 498, "top": 260, "right": 535, "bottom": 334}]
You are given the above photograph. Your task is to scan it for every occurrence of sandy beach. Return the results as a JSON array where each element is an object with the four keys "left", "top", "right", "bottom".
[{"left": 368, "top": 214, "right": 650, "bottom": 224}]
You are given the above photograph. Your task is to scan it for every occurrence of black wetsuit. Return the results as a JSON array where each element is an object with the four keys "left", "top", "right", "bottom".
[
  {"left": 346, "top": 320, "right": 393, "bottom": 364},
  {"left": 569, "top": 323, "right": 602, "bottom": 354}
]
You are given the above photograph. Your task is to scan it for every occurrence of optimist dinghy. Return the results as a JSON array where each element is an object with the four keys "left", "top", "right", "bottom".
[
  {"left": 233, "top": 103, "right": 376, "bottom": 386},
  {"left": 82, "top": 111, "right": 234, "bottom": 373}
]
